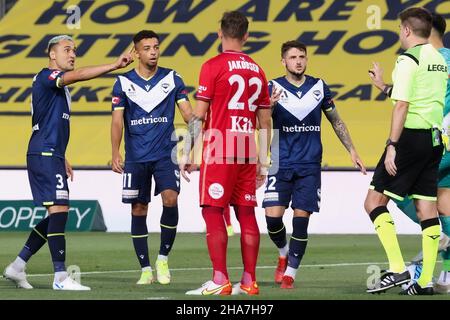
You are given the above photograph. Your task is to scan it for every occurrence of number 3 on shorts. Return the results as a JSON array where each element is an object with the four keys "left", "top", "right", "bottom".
[{"left": 55, "top": 174, "right": 64, "bottom": 189}]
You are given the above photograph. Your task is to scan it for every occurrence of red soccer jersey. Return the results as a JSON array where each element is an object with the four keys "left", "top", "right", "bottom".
[{"left": 196, "top": 50, "right": 270, "bottom": 162}]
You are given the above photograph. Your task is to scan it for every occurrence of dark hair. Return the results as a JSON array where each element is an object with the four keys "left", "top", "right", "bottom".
[
  {"left": 399, "top": 7, "right": 432, "bottom": 38},
  {"left": 431, "top": 12, "right": 446, "bottom": 38},
  {"left": 133, "top": 30, "right": 159, "bottom": 44},
  {"left": 281, "top": 40, "right": 307, "bottom": 57},
  {"left": 220, "top": 11, "right": 248, "bottom": 40}
]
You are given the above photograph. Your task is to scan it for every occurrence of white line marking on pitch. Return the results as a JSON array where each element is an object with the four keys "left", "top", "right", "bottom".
[{"left": 26, "top": 261, "right": 390, "bottom": 277}]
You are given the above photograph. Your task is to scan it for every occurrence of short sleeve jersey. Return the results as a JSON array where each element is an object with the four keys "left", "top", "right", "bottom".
[
  {"left": 391, "top": 44, "right": 447, "bottom": 129},
  {"left": 269, "top": 75, "right": 335, "bottom": 169},
  {"left": 196, "top": 50, "right": 270, "bottom": 160},
  {"left": 27, "top": 68, "right": 70, "bottom": 158},
  {"left": 112, "top": 67, "right": 189, "bottom": 162}
]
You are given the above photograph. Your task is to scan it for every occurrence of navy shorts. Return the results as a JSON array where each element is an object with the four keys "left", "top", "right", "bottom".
[
  {"left": 27, "top": 155, "right": 69, "bottom": 206},
  {"left": 262, "top": 167, "right": 321, "bottom": 213},
  {"left": 122, "top": 157, "right": 180, "bottom": 204}
]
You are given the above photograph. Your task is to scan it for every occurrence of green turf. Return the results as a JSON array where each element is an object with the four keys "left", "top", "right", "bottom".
[{"left": 0, "top": 232, "right": 449, "bottom": 300}]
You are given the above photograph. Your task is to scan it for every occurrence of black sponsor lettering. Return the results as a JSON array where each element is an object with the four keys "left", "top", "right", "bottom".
[
  {"left": 35, "top": 0, "right": 93, "bottom": 24},
  {"left": 384, "top": 1, "right": 449, "bottom": 20},
  {"left": 383, "top": 0, "right": 421, "bottom": 20},
  {"left": 297, "top": 31, "right": 346, "bottom": 54},
  {"left": 424, "top": 0, "right": 450, "bottom": 19},
  {"left": 27, "top": 34, "right": 70, "bottom": 57},
  {"left": 163, "top": 33, "right": 217, "bottom": 56},
  {"left": 76, "top": 34, "right": 111, "bottom": 57},
  {"left": 337, "top": 85, "right": 372, "bottom": 101},
  {"left": 107, "top": 34, "right": 134, "bottom": 57},
  {"left": 328, "top": 84, "right": 344, "bottom": 99},
  {"left": 218, "top": 32, "right": 269, "bottom": 54},
  {"left": 343, "top": 30, "right": 398, "bottom": 54},
  {"left": 0, "top": 35, "right": 29, "bottom": 58},
  {"left": 238, "top": 0, "right": 270, "bottom": 21},
  {"left": 4, "top": 31, "right": 450, "bottom": 58},
  {"left": 0, "top": 84, "right": 393, "bottom": 106},
  {"left": 147, "top": 0, "right": 214, "bottom": 23},
  {"left": 91, "top": 0, "right": 143, "bottom": 24},
  {"left": 242, "top": 32, "right": 270, "bottom": 54},
  {"left": 320, "top": 0, "right": 360, "bottom": 21},
  {"left": 275, "top": 0, "right": 323, "bottom": 22},
  {"left": 14, "top": 87, "right": 33, "bottom": 103},
  {"left": 427, "top": 64, "right": 448, "bottom": 72},
  {"left": 106, "top": 34, "right": 169, "bottom": 57},
  {"left": 327, "top": 84, "right": 344, "bottom": 99},
  {"left": 0, "top": 87, "right": 20, "bottom": 102},
  {"left": 375, "top": 91, "right": 389, "bottom": 101}
]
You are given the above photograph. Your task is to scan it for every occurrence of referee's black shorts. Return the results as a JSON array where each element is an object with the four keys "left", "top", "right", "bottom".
[{"left": 370, "top": 128, "right": 443, "bottom": 201}]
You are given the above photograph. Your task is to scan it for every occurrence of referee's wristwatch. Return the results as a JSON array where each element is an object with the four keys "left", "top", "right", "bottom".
[{"left": 385, "top": 139, "right": 398, "bottom": 148}]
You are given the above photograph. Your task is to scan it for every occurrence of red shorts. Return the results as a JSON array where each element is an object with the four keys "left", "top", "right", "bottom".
[{"left": 199, "top": 162, "right": 257, "bottom": 208}]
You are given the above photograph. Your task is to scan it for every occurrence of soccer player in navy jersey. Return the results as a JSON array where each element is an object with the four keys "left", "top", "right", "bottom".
[
  {"left": 110, "top": 30, "right": 193, "bottom": 285},
  {"left": 3, "top": 35, "right": 133, "bottom": 290},
  {"left": 263, "top": 40, "right": 366, "bottom": 289}
]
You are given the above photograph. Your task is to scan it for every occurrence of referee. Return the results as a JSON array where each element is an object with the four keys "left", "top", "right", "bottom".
[{"left": 365, "top": 7, "right": 447, "bottom": 295}]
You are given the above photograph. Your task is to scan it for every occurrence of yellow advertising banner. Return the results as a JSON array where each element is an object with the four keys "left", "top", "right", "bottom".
[{"left": 0, "top": 0, "right": 449, "bottom": 167}]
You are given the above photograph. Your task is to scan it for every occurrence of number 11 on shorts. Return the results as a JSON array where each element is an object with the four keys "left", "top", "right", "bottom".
[{"left": 123, "top": 173, "right": 132, "bottom": 188}]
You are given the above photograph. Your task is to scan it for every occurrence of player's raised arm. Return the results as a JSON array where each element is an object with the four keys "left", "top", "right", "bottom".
[
  {"left": 61, "top": 52, "right": 133, "bottom": 86},
  {"left": 45, "top": 35, "right": 134, "bottom": 87}
]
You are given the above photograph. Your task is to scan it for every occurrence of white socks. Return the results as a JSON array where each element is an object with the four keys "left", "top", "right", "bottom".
[
  {"left": 13, "top": 257, "right": 26, "bottom": 271},
  {"left": 157, "top": 254, "right": 168, "bottom": 261},
  {"left": 278, "top": 245, "right": 289, "bottom": 258},
  {"left": 284, "top": 266, "right": 298, "bottom": 279}
]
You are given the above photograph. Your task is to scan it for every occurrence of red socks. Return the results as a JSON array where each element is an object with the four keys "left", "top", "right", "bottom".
[
  {"left": 234, "top": 205, "right": 260, "bottom": 284},
  {"left": 202, "top": 206, "right": 229, "bottom": 284}
]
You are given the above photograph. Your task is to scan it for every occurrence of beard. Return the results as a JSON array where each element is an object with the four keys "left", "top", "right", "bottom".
[{"left": 287, "top": 66, "right": 306, "bottom": 79}]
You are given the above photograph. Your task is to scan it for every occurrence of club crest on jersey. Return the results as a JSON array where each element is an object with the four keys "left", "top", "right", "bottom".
[
  {"left": 145, "top": 85, "right": 151, "bottom": 91},
  {"left": 161, "top": 83, "right": 170, "bottom": 93},
  {"left": 313, "top": 90, "right": 322, "bottom": 101},
  {"left": 296, "top": 91, "right": 302, "bottom": 99}
]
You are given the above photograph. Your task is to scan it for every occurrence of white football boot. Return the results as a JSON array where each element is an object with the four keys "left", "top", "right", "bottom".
[{"left": 3, "top": 263, "right": 33, "bottom": 289}]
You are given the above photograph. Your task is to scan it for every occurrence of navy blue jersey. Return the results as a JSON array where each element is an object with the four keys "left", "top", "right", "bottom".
[
  {"left": 269, "top": 75, "right": 335, "bottom": 169},
  {"left": 27, "top": 68, "right": 71, "bottom": 159},
  {"left": 112, "top": 67, "right": 189, "bottom": 163}
]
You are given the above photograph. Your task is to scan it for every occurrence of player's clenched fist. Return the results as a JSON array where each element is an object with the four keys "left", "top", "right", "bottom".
[{"left": 115, "top": 52, "right": 134, "bottom": 69}]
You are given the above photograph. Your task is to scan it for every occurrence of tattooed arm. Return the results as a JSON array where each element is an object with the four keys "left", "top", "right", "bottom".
[
  {"left": 324, "top": 108, "right": 367, "bottom": 174},
  {"left": 179, "top": 100, "right": 209, "bottom": 182}
]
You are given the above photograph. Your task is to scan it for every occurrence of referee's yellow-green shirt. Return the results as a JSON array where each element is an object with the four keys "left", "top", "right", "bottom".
[{"left": 391, "top": 43, "right": 448, "bottom": 129}]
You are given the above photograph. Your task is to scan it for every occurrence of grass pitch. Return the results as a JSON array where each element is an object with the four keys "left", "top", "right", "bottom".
[{"left": 0, "top": 232, "right": 449, "bottom": 300}]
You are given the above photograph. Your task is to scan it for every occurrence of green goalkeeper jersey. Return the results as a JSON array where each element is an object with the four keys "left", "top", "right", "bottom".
[
  {"left": 391, "top": 43, "right": 447, "bottom": 129},
  {"left": 439, "top": 47, "right": 450, "bottom": 136}
]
